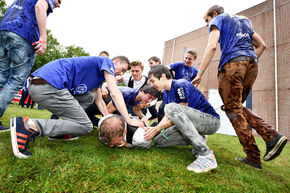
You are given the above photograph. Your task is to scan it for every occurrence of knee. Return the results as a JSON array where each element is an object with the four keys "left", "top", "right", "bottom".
[
  {"left": 164, "top": 103, "right": 179, "bottom": 115},
  {"left": 83, "top": 122, "right": 94, "bottom": 134}
]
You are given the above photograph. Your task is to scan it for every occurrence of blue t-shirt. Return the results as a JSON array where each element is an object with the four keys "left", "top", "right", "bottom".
[
  {"left": 32, "top": 56, "right": 115, "bottom": 95},
  {"left": 163, "top": 79, "right": 220, "bottom": 119},
  {"left": 209, "top": 13, "right": 257, "bottom": 71},
  {"left": 0, "top": 0, "right": 55, "bottom": 44},
  {"left": 111, "top": 87, "right": 140, "bottom": 108},
  {"left": 170, "top": 62, "right": 198, "bottom": 82}
]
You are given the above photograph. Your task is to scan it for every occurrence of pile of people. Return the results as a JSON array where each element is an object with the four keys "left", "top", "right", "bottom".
[{"left": 0, "top": 1, "right": 287, "bottom": 174}]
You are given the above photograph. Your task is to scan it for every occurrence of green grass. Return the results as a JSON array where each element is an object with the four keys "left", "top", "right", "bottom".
[{"left": 0, "top": 104, "right": 289, "bottom": 192}]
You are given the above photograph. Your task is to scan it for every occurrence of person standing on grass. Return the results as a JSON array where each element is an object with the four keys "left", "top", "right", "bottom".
[
  {"left": 192, "top": 5, "right": 287, "bottom": 170},
  {"left": 10, "top": 56, "right": 144, "bottom": 159},
  {"left": 144, "top": 65, "right": 220, "bottom": 173},
  {"left": 0, "top": 0, "right": 62, "bottom": 131}
]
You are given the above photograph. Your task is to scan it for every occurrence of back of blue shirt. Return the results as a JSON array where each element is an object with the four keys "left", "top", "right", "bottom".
[
  {"left": 163, "top": 79, "right": 220, "bottom": 119},
  {"left": 32, "top": 56, "right": 115, "bottom": 95},
  {"left": 111, "top": 87, "right": 140, "bottom": 108},
  {"left": 209, "top": 13, "right": 257, "bottom": 71},
  {"left": 0, "top": 0, "right": 54, "bottom": 44},
  {"left": 170, "top": 62, "right": 198, "bottom": 82}
]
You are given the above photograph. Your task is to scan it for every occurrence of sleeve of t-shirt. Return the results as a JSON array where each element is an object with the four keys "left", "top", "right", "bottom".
[
  {"left": 169, "top": 62, "right": 181, "bottom": 72},
  {"left": 46, "top": 0, "right": 55, "bottom": 13},
  {"left": 100, "top": 58, "right": 115, "bottom": 76},
  {"left": 209, "top": 14, "right": 223, "bottom": 33}
]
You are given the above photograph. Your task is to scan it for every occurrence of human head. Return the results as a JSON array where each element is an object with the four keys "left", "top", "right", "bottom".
[
  {"left": 130, "top": 60, "right": 144, "bottom": 81},
  {"left": 112, "top": 56, "right": 130, "bottom": 76},
  {"left": 98, "top": 115, "right": 127, "bottom": 148},
  {"left": 138, "top": 85, "right": 160, "bottom": 104},
  {"left": 148, "top": 65, "right": 172, "bottom": 92},
  {"left": 148, "top": 56, "right": 161, "bottom": 68},
  {"left": 184, "top": 50, "right": 197, "bottom": 67},
  {"left": 54, "top": 0, "right": 62, "bottom": 8},
  {"left": 99, "top": 51, "right": 109, "bottom": 57},
  {"left": 204, "top": 5, "right": 224, "bottom": 26}
]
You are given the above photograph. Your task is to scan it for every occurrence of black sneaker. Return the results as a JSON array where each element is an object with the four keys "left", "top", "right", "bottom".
[
  {"left": 263, "top": 134, "right": 287, "bottom": 162},
  {"left": 48, "top": 135, "right": 79, "bottom": 141},
  {"left": 0, "top": 124, "right": 10, "bottom": 132},
  {"left": 10, "top": 117, "right": 38, "bottom": 158},
  {"left": 235, "top": 157, "right": 262, "bottom": 170}
]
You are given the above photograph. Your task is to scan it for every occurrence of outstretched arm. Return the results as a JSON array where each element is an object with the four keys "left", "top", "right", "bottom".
[
  {"left": 192, "top": 27, "right": 220, "bottom": 87},
  {"left": 105, "top": 71, "right": 144, "bottom": 128},
  {"left": 94, "top": 88, "right": 108, "bottom": 116}
]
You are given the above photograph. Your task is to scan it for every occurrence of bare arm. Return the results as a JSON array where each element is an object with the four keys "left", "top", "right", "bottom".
[
  {"left": 133, "top": 105, "right": 150, "bottom": 127},
  {"left": 192, "top": 28, "right": 220, "bottom": 87},
  {"left": 252, "top": 32, "right": 267, "bottom": 58},
  {"left": 104, "top": 71, "right": 144, "bottom": 128},
  {"left": 35, "top": 0, "right": 49, "bottom": 55},
  {"left": 94, "top": 88, "right": 108, "bottom": 116}
]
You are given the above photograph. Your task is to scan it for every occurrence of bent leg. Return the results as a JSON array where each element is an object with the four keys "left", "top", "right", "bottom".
[{"left": 29, "top": 84, "right": 93, "bottom": 137}]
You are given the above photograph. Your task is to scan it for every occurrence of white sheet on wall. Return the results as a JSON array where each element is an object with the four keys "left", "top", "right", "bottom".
[{"left": 208, "top": 89, "right": 237, "bottom": 136}]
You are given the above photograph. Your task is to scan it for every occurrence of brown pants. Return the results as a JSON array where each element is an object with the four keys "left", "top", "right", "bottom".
[{"left": 218, "top": 60, "right": 277, "bottom": 164}]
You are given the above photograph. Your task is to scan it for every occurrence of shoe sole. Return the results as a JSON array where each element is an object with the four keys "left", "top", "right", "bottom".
[
  {"left": 263, "top": 136, "right": 287, "bottom": 162},
  {"left": 10, "top": 118, "right": 29, "bottom": 159},
  {"left": 48, "top": 136, "right": 79, "bottom": 141},
  {"left": 0, "top": 128, "right": 10, "bottom": 133}
]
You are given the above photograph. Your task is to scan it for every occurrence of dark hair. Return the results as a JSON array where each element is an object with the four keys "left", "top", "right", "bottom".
[
  {"left": 186, "top": 50, "right": 197, "bottom": 58},
  {"left": 148, "top": 65, "right": 172, "bottom": 79},
  {"left": 112, "top": 56, "right": 131, "bottom": 70},
  {"left": 99, "top": 51, "right": 109, "bottom": 57},
  {"left": 148, "top": 56, "right": 161, "bottom": 64},
  {"left": 99, "top": 116, "right": 127, "bottom": 147},
  {"left": 205, "top": 5, "right": 224, "bottom": 18},
  {"left": 140, "top": 85, "right": 160, "bottom": 99}
]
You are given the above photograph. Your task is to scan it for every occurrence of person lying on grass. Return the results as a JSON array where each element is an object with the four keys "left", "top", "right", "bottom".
[
  {"left": 144, "top": 65, "right": 220, "bottom": 174},
  {"left": 86, "top": 85, "right": 160, "bottom": 127},
  {"left": 98, "top": 114, "right": 151, "bottom": 149}
]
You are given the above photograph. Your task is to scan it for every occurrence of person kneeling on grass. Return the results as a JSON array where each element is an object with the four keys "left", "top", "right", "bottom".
[
  {"left": 98, "top": 114, "right": 151, "bottom": 149},
  {"left": 144, "top": 65, "right": 220, "bottom": 173},
  {"left": 10, "top": 56, "right": 145, "bottom": 159}
]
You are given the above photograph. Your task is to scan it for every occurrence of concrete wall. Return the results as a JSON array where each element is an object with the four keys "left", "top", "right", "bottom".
[{"left": 162, "top": 0, "right": 290, "bottom": 139}]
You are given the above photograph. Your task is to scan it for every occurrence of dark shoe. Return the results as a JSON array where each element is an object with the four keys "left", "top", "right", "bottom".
[
  {"left": 263, "top": 134, "right": 287, "bottom": 162},
  {"left": 48, "top": 135, "right": 79, "bottom": 141},
  {"left": 235, "top": 157, "right": 262, "bottom": 170},
  {"left": 0, "top": 121, "right": 10, "bottom": 132},
  {"left": 10, "top": 117, "right": 38, "bottom": 158}
]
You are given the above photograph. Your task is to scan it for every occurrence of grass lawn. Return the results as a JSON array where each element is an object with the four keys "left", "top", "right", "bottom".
[{"left": 0, "top": 104, "right": 289, "bottom": 192}]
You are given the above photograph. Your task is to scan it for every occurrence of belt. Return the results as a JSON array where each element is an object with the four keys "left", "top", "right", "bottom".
[
  {"left": 30, "top": 78, "right": 48, "bottom": 85},
  {"left": 228, "top": 56, "right": 258, "bottom": 63}
]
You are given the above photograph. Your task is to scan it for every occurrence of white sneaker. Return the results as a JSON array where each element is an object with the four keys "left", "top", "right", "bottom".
[{"left": 187, "top": 151, "right": 217, "bottom": 173}]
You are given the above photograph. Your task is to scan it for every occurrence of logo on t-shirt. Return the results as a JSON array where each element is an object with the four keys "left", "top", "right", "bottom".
[
  {"left": 236, "top": 32, "right": 249, "bottom": 38},
  {"left": 177, "top": 88, "right": 185, "bottom": 99},
  {"left": 76, "top": 84, "right": 88, "bottom": 94}
]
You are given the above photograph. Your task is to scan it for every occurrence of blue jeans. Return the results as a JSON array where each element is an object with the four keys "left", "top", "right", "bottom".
[{"left": 0, "top": 31, "right": 36, "bottom": 117}]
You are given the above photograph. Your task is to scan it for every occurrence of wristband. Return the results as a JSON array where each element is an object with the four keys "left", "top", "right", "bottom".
[
  {"left": 158, "top": 126, "right": 168, "bottom": 140},
  {"left": 198, "top": 69, "right": 204, "bottom": 74}
]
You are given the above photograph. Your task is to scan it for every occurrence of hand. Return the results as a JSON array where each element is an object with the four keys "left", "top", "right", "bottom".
[
  {"left": 33, "top": 38, "right": 47, "bottom": 55},
  {"left": 144, "top": 126, "right": 159, "bottom": 141},
  {"left": 191, "top": 75, "right": 201, "bottom": 87},
  {"left": 127, "top": 118, "right": 145, "bottom": 128},
  {"left": 115, "top": 75, "right": 124, "bottom": 83}
]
